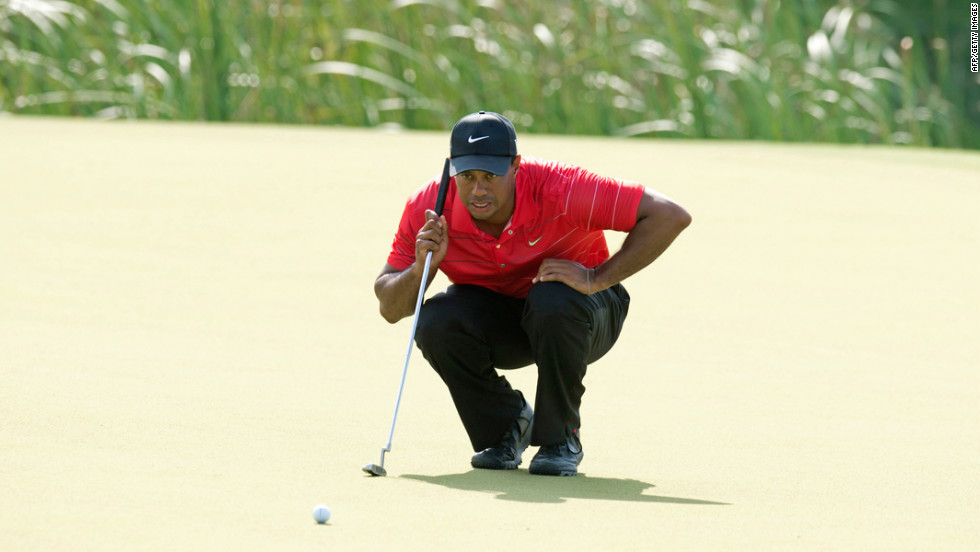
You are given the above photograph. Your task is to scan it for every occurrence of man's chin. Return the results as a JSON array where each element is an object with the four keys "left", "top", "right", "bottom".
[{"left": 467, "top": 206, "right": 496, "bottom": 220}]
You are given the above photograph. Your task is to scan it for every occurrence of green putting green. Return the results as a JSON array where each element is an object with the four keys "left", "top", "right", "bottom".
[{"left": 1, "top": 116, "right": 977, "bottom": 550}]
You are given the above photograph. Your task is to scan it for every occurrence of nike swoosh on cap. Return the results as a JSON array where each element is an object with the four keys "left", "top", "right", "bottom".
[{"left": 467, "top": 135, "right": 490, "bottom": 143}]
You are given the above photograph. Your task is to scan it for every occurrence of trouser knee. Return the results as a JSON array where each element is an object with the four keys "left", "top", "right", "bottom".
[
  {"left": 414, "top": 294, "right": 468, "bottom": 366},
  {"left": 414, "top": 300, "right": 447, "bottom": 353},
  {"left": 522, "top": 282, "right": 591, "bottom": 339}
]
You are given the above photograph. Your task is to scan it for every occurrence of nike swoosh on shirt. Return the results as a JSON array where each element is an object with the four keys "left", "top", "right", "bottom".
[
  {"left": 467, "top": 135, "right": 490, "bottom": 143},
  {"left": 528, "top": 236, "right": 544, "bottom": 246}
]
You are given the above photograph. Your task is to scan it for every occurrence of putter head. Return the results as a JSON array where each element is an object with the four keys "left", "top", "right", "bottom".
[{"left": 362, "top": 463, "right": 387, "bottom": 477}]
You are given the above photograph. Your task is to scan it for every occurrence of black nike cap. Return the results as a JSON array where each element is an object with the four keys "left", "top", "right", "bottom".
[{"left": 448, "top": 111, "right": 518, "bottom": 177}]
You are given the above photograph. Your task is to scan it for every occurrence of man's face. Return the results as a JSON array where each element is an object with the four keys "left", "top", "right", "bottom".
[{"left": 454, "top": 156, "right": 520, "bottom": 227}]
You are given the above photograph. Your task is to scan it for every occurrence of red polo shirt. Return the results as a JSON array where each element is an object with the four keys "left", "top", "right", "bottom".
[{"left": 386, "top": 156, "right": 645, "bottom": 298}]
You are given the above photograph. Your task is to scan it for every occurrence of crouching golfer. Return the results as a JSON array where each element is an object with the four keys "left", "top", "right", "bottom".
[{"left": 375, "top": 111, "right": 691, "bottom": 476}]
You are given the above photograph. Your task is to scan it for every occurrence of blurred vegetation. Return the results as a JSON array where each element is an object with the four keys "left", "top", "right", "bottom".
[{"left": 1, "top": 0, "right": 977, "bottom": 148}]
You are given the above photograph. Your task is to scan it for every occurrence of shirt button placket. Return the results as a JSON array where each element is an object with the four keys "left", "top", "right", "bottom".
[
  {"left": 499, "top": 230, "right": 513, "bottom": 268},
  {"left": 503, "top": 230, "right": 515, "bottom": 268}
]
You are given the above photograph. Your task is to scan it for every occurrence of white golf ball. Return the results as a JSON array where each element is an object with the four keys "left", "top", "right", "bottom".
[{"left": 313, "top": 504, "right": 331, "bottom": 524}]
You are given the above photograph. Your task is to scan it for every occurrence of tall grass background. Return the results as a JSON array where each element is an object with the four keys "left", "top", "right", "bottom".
[{"left": 1, "top": 0, "right": 977, "bottom": 148}]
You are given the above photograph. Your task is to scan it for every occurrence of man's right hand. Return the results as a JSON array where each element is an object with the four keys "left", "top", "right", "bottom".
[
  {"left": 375, "top": 210, "right": 449, "bottom": 324},
  {"left": 414, "top": 209, "right": 449, "bottom": 272}
]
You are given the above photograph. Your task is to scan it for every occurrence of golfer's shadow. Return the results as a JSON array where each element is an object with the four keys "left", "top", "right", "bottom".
[{"left": 401, "top": 470, "right": 729, "bottom": 505}]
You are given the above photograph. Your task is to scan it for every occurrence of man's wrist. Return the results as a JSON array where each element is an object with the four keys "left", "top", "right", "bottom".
[{"left": 591, "top": 265, "right": 613, "bottom": 294}]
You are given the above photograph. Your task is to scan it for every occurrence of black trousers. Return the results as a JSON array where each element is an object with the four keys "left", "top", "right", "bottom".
[{"left": 414, "top": 281, "right": 630, "bottom": 451}]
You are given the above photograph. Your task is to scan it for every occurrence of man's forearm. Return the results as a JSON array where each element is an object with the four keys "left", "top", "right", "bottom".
[{"left": 375, "top": 261, "right": 439, "bottom": 323}]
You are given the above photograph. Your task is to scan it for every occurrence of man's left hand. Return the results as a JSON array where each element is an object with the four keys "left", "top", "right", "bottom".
[{"left": 532, "top": 259, "right": 598, "bottom": 295}]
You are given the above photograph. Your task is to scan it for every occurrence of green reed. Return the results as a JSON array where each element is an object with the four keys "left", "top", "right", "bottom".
[{"left": 1, "top": 0, "right": 975, "bottom": 148}]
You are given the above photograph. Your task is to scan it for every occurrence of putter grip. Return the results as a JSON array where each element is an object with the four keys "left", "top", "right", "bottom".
[{"left": 434, "top": 157, "right": 451, "bottom": 216}]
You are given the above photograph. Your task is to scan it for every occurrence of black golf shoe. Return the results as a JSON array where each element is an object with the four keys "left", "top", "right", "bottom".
[
  {"left": 529, "top": 429, "right": 583, "bottom": 476},
  {"left": 471, "top": 399, "right": 533, "bottom": 470}
]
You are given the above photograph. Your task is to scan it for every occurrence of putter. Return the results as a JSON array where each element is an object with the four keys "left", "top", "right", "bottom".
[{"left": 363, "top": 157, "right": 451, "bottom": 477}]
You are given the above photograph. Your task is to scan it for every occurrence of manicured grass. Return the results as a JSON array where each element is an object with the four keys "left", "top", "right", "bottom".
[{"left": 2, "top": 115, "right": 978, "bottom": 551}]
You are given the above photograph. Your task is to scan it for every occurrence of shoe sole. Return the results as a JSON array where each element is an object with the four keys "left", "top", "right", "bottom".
[
  {"left": 528, "top": 465, "right": 577, "bottom": 476},
  {"left": 471, "top": 458, "right": 521, "bottom": 470}
]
